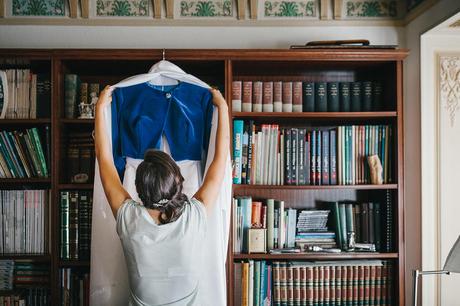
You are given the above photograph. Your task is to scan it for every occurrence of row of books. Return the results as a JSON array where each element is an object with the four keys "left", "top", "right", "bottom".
[
  {"left": 231, "top": 81, "right": 385, "bottom": 113},
  {"left": 331, "top": 199, "right": 393, "bottom": 253},
  {"left": 60, "top": 191, "right": 93, "bottom": 260},
  {"left": 0, "top": 127, "right": 50, "bottom": 178},
  {"left": 0, "top": 190, "right": 48, "bottom": 255},
  {"left": 0, "top": 70, "right": 51, "bottom": 119},
  {"left": 234, "top": 260, "right": 394, "bottom": 306},
  {"left": 0, "top": 288, "right": 50, "bottom": 306},
  {"left": 66, "top": 132, "right": 95, "bottom": 184},
  {"left": 60, "top": 268, "right": 89, "bottom": 306},
  {"left": 295, "top": 210, "right": 336, "bottom": 252},
  {"left": 0, "top": 260, "right": 49, "bottom": 289},
  {"left": 64, "top": 74, "right": 101, "bottom": 119},
  {"left": 232, "top": 122, "right": 392, "bottom": 186}
]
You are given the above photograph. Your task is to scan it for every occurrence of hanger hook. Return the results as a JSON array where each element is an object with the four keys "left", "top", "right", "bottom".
[{"left": 162, "top": 49, "right": 165, "bottom": 61}]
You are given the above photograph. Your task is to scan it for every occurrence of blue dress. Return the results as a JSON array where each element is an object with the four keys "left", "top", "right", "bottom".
[{"left": 111, "top": 81, "right": 214, "bottom": 179}]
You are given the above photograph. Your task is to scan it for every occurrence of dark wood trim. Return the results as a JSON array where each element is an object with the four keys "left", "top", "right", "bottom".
[
  {"left": 0, "top": 178, "right": 51, "bottom": 184},
  {"left": 233, "top": 111, "right": 397, "bottom": 119},
  {"left": 233, "top": 252, "right": 399, "bottom": 260},
  {"left": 0, "top": 254, "right": 51, "bottom": 261},
  {"left": 233, "top": 184, "right": 398, "bottom": 191},
  {"left": 0, "top": 119, "right": 51, "bottom": 125}
]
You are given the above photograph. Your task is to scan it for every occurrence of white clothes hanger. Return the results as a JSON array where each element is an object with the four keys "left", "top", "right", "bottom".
[{"left": 113, "top": 49, "right": 210, "bottom": 89}]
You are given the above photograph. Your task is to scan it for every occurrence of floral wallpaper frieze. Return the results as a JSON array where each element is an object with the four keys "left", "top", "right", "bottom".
[
  {"left": 12, "top": 0, "right": 65, "bottom": 16},
  {"left": 180, "top": 0, "right": 233, "bottom": 17},
  {"left": 95, "top": 0, "right": 150, "bottom": 16},
  {"left": 343, "top": 0, "right": 403, "bottom": 18},
  {"left": 264, "top": 0, "right": 317, "bottom": 18}
]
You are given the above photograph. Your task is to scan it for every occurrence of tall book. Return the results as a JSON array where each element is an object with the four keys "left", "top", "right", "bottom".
[
  {"left": 262, "top": 82, "right": 274, "bottom": 112},
  {"left": 327, "top": 82, "right": 339, "bottom": 112},
  {"left": 273, "top": 81, "right": 283, "bottom": 112},
  {"left": 266, "top": 199, "right": 275, "bottom": 250},
  {"left": 362, "top": 81, "right": 373, "bottom": 112},
  {"left": 315, "top": 82, "right": 327, "bottom": 112},
  {"left": 339, "top": 82, "right": 351, "bottom": 112},
  {"left": 282, "top": 82, "right": 293, "bottom": 112},
  {"left": 60, "top": 192, "right": 70, "bottom": 260},
  {"left": 321, "top": 130, "right": 329, "bottom": 185},
  {"left": 232, "top": 81, "right": 242, "bottom": 112},
  {"left": 233, "top": 120, "right": 244, "bottom": 184},
  {"left": 350, "top": 82, "right": 361, "bottom": 112},
  {"left": 373, "top": 81, "right": 383, "bottom": 111},
  {"left": 64, "top": 74, "right": 80, "bottom": 119},
  {"left": 68, "top": 191, "right": 79, "bottom": 260},
  {"left": 329, "top": 129, "right": 337, "bottom": 185},
  {"left": 253, "top": 81, "right": 263, "bottom": 112},
  {"left": 242, "top": 82, "right": 253, "bottom": 112},
  {"left": 298, "top": 128, "right": 306, "bottom": 185},
  {"left": 292, "top": 81, "right": 303, "bottom": 112},
  {"left": 302, "top": 82, "right": 315, "bottom": 112}
]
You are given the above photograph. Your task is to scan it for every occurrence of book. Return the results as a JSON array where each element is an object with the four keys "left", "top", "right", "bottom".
[
  {"left": 298, "top": 128, "right": 306, "bottom": 185},
  {"left": 373, "top": 81, "right": 383, "bottom": 111},
  {"left": 329, "top": 129, "right": 337, "bottom": 185},
  {"left": 292, "top": 81, "right": 303, "bottom": 112},
  {"left": 273, "top": 81, "right": 283, "bottom": 112},
  {"left": 291, "top": 128, "right": 298, "bottom": 185},
  {"left": 233, "top": 120, "right": 244, "bottom": 184},
  {"left": 282, "top": 82, "right": 293, "bottom": 112},
  {"left": 253, "top": 81, "right": 263, "bottom": 112},
  {"left": 266, "top": 199, "right": 275, "bottom": 250},
  {"left": 321, "top": 130, "right": 329, "bottom": 185},
  {"left": 302, "top": 82, "right": 315, "bottom": 112},
  {"left": 315, "top": 82, "right": 327, "bottom": 112},
  {"left": 64, "top": 74, "right": 80, "bottom": 119},
  {"left": 350, "top": 82, "right": 361, "bottom": 112},
  {"left": 339, "top": 82, "right": 350, "bottom": 112},
  {"left": 262, "top": 82, "right": 274, "bottom": 112},
  {"left": 232, "top": 81, "right": 242, "bottom": 112},
  {"left": 362, "top": 81, "right": 372, "bottom": 112},
  {"left": 327, "top": 82, "right": 339, "bottom": 112},
  {"left": 242, "top": 82, "right": 253, "bottom": 112}
]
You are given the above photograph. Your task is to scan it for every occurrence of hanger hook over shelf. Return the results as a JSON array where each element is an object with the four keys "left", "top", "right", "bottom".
[{"left": 162, "top": 49, "right": 165, "bottom": 61}]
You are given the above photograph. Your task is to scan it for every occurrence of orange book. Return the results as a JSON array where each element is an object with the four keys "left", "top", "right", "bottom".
[
  {"left": 242, "top": 262, "right": 249, "bottom": 306},
  {"left": 251, "top": 201, "right": 262, "bottom": 227}
]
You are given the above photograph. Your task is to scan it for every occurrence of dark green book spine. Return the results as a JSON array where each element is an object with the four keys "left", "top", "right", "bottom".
[
  {"left": 350, "top": 82, "right": 361, "bottom": 112},
  {"left": 315, "top": 82, "right": 327, "bottom": 112},
  {"left": 332, "top": 202, "right": 343, "bottom": 250},
  {"left": 374, "top": 202, "right": 382, "bottom": 252},
  {"left": 60, "top": 191, "right": 70, "bottom": 260},
  {"left": 373, "top": 82, "right": 383, "bottom": 111},
  {"left": 362, "top": 81, "right": 372, "bottom": 112},
  {"left": 303, "top": 82, "right": 315, "bottom": 112},
  {"left": 339, "top": 203, "right": 348, "bottom": 250},
  {"left": 327, "top": 82, "right": 339, "bottom": 112},
  {"left": 339, "top": 82, "right": 350, "bottom": 112}
]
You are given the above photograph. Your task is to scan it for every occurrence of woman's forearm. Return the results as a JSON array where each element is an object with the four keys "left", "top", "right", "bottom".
[{"left": 213, "top": 103, "right": 230, "bottom": 165}]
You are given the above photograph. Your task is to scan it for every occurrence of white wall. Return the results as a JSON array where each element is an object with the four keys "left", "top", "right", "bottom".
[{"left": 0, "top": 25, "right": 403, "bottom": 48}]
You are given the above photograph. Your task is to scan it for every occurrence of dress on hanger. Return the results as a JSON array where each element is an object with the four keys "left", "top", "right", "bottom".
[{"left": 90, "top": 60, "right": 232, "bottom": 306}]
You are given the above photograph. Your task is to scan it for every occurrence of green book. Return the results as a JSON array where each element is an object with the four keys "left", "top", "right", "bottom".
[
  {"left": 338, "top": 204, "right": 348, "bottom": 250},
  {"left": 339, "top": 82, "right": 351, "bottom": 112},
  {"left": 373, "top": 82, "right": 383, "bottom": 111},
  {"left": 64, "top": 74, "right": 80, "bottom": 119},
  {"left": 362, "top": 81, "right": 372, "bottom": 112},
  {"left": 30, "top": 128, "right": 48, "bottom": 177},
  {"left": 60, "top": 191, "right": 70, "bottom": 260},
  {"left": 350, "top": 82, "right": 361, "bottom": 112},
  {"left": 345, "top": 203, "right": 355, "bottom": 238},
  {"left": 315, "top": 82, "right": 327, "bottom": 112},
  {"left": 331, "top": 202, "right": 343, "bottom": 250},
  {"left": 303, "top": 82, "right": 315, "bottom": 112},
  {"left": 327, "top": 82, "right": 339, "bottom": 112},
  {"left": 267, "top": 199, "right": 275, "bottom": 250},
  {"left": 254, "top": 261, "right": 261, "bottom": 306}
]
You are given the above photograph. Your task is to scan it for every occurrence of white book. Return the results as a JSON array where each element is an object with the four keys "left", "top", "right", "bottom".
[
  {"left": 280, "top": 133, "right": 284, "bottom": 185},
  {"left": 248, "top": 260, "right": 254, "bottom": 306},
  {"left": 262, "top": 125, "right": 270, "bottom": 185},
  {"left": 0, "top": 70, "right": 8, "bottom": 119},
  {"left": 271, "top": 126, "right": 278, "bottom": 185},
  {"left": 278, "top": 200, "right": 285, "bottom": 248},
  {"left": 256, "top": 132, "right": 262, "bottom": 184},
  {"left": 267, "top": 126, "right": 274, "bottom": 185}
]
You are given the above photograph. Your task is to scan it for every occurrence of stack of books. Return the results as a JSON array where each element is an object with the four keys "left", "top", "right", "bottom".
[
  {"left": 0, "top": 260, "right": 14, "bottom": 290},
  {"left": 231, "top": 80, "right": 385, "bottom": 113},
  {"left": 0, "top": 288, "right": 50, "bottom": 306},
  {"left": 233, "top": 121, "right": 392, "bottom": 186},
  {"left": 0, "top": 70, "right": 51, "bottom": 119},
  {"left": 66, "top": 132, "right": 95, "bottom": 184},
  {"left": 60, "top": 268, "right": 89, "bottom": 306},
  {"left": 295, "top": 210, "right": 336, "bottom": 251},
  {"left": 0, "top": 127, "right": 50, "bottom": 178},
  {"left": 234, "top": 260, "right": 272, "bottom": 306},
  {"left": 0, "top": 190, "right": 48, "bottom": 255},
  {"left": 13, "top": 262, "right": 49, "bottom": 287},
  {"left": 60, "top": 191, "right": 93, "bottom": 260},
  {"left": 64, "top": 74, "right": 101, "bottom": 119}
]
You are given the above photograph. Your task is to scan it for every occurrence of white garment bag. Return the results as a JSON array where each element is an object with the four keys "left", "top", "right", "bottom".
[{"left": 90, "top": 60, "right": 232, "bottom": 306}]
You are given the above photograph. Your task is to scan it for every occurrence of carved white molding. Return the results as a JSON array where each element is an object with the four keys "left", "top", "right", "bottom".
[{"left": 440, "top": 56, "right": 460, "bottom": 126}]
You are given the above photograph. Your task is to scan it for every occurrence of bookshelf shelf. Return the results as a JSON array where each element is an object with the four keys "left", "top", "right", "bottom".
[
  {"left": 0, "top": 254, "right": 51, "bottom": 262},
  {"left": 0, "top": 178, "right": 51, "bottom": 184},
  {"left": 60, "top": 119, "right": 94, "bottom": 124},
  {"left": 0, "top": 119, "right": 51, "bottom": 125},
  {"left": 232, "top": 111, "right": 397, "bottom": 119},
  {"left": 59, "top": 260, "right": 90, "bottom": 267},
  {"left": 58, "top": 184, "right": 93, "bottom": 190},
  {"left": 233, "top": 252, "right": 399, "bottom": 260},
  {"left": 233, "top": 184, "right": 398, "bottom": 191}
]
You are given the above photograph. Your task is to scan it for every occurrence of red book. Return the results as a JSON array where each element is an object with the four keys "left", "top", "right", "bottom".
[
  {"left": 341, "top": 266, "right": 347, "bottom": 305},
  {"left": 252, "top": 81, "right": 263, "bottom": 112},
  {"left": 251, "top": 201, "right": 262, "bottom": 227},
  {"left": 242, "top": 81, "right": 252, "bottom": 112},
  {"left": 261, "top": 205, "right": 267, "bottom": 228},
  {"left": 292, "top": 81, "right": 303, "bottom": 112},
  {"left": 324, "top": 266, "right": 330, "bottom": 305},
  {"left": 280, "top": 262, "right": 287, "bottom": 305},
  {"left": 293, "top": 267, "right": 301, "bottom": 305},
  {"left": 381, "top": 263, "right": 388, "bottom": 305},
  {"left": 330, "top": 265, "right": 336, "bottom": 305},
  {"left": 319, "top": 266, "right": 324, "bottom": 303},
  {"left": 273, "top": 81, "right": 282, "bottom": 112},
  {"left": 306, "top": 266, "right": 313, "bottom": 305},
  {"left": 375, "top": 265, "right": 382, "bottom": 305},
  {"left": 370, "top": 265, "right": 376, "bottom": 305},
  {"left": 273, "top": 262, "right": 280, "bottom": 304},
  {"left": 347, "top": 265, "right": 353, "bottom": 304},
  {"left": 232, "top": 81, "right": 242, "bottom": 112},
  {"left": 364, "top": 265, "right": 370, "bottom": 305},
  {"left": 313, "top": 266, "right": 319, "bottom": 305},
  {"left": 300, "top": 266, "right": 307, "bottom": 305},
  {"left": 263, "top": 82, "right": 274, "bottom": 112},
  {"left": 353, "top": 265, "right": 359, "bottom": 305},
  {"left": 358, "top": 265, "right": 365, "bottom": 305},
  {"left": 282, "top": 82, "right": 293, "bottom": 112},
  {"left": 287, "top": 266, "right": 294, "bottom": 305}
]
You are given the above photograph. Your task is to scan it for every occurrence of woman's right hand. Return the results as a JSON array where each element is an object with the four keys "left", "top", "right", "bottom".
[
  {"left": 210, "top": 87, "right": 227, "bottom": 108},
  {"left": 96, "top": 85, "right": 114, "bottom": 111}
]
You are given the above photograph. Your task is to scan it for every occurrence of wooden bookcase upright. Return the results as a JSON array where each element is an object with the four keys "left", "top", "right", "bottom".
[{"left": 0, "top": 48, "right": 408, "bottom": 306}]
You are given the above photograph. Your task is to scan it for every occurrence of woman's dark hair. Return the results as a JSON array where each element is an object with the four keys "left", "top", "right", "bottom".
[{"left": 135, "top": 149, "right": 188, "bottom": 224}]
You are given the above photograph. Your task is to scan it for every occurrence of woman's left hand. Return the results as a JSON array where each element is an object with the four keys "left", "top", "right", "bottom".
[{"left": 96, "top": 85, "right": 114, "bottom": 110}]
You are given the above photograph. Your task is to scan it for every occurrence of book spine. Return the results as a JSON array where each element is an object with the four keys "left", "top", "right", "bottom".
[
  {"left": 274, "top": 81, "right": 283, "bottom": 112},
  {"left": 369, "top": 266, "right": 376, "bottom": 306},
  {"left": 282, "top": 82, "right": 293, "bottom": 113},
  {"left": 242, "top": 262, "right": 249, "bottom": 306},
  {"left": 292, "top": 82, "right": 303, "bottom": 112},
  {"left": 339, "top": 82, "right": 351, "bottom": 112},
  {"left": 313, "top": 266, "right": 319, "bottom": 306},
  {"left": 267, "top": 199, "right": 275, "bottom": 250},
  {"left": 368, "top": 202, "right": 375, "bottom": 244},
  {"left": 36, "top": 74, "right": 51, "bottom": 119},
  {"left": 285, "top": 129, "right": 292, "bottom": 185},
  {"left": 263, "top": 82, "right": 274, "bottom": 112},
  {"left": 273, "top": 262, "right": 281, "bottom": 306},
  {"left": 64, "top": 74, "right": 79, "bottom": 119},
  {"left": 321, "top": 130, "right": 329, "bottom": 185},
  {"left": 242, "top": 81, "right": 253, "bottom": 112},
  {"left": 374, "top": 202, "right": 382, "bottom": 252},
  {"left": 60, "top": 191, "right": 70, "bottom": 260},
  {"left": 373, "top": 82, "right": 383, "bottom": 111},
  {"left": 253, "top": 81, "right": 263, "bottom": 112},
  {"left": 291, "top": 128, "right": 298, "bottom": 186},
  {"left": 298, "top": 129, "right": 306, "bottom": 185},
  {"left": 361, "top": 203, "right": 369, "bottom": 243},
  {"left": 242, "top": 126, "right": 249, "bottom": 184},
  {"left": 293, "top": 267, "right": 301, "bottom": 306},
  {"left": 305, "top": 132, "right": 311, "bottom": 185},
  {"left": 232, "top": 81, "right": 242, "bottom": 112},
  {"left": 287, "top": 266, "right": 294, "bottom": 306},
  {"left": 350, "top": 82, "right": 361, "bottom": 112},
  {"left": 30, "top": 128, "right": 48, "bottom": 177},
  {"left": 254, "top": 261, "right": 261, "bottom": 306},
  {"left": 316, "top": 130, "right": 322, "bottom": 185},
  {"left": 327, "top": 82, "right": 339, "bottom": 112},
  {"left": 353, "top": 266, "right": 359, "bottom": 306},
  {"left": 329, "top": 129, "right": 337, "bottom": 185},
  {"left": 336, "top": 266, "right": 342, "bottom": 306},
  {"left": 234, "top": 263, "right": 243, "bottom": 306},
  {"left": 339, "top": 204, "right": 348, "bottom": 250},
  {"left": 310, "top": 130, "right": 316, "bottom": 186},
  {"left": 233, "top": 120, "right": 244, "bottom": 184},
  {"left": 69, "top": 191, "right": 79, "bottom": 260},
  {"left": 247, "top": 120, "right": 254, "bottom": 185},
  {"left": 362, "top": 81, "right": 372, "bottom": 112},
  {"left": 303, "top": 82, "right": 315, "bottom": 112},
  {"left": 315, "top": 82, "right": 327, "bottom": 112},
  {"left": 324, "top": 266, "right": 330, "bottom": 306}
]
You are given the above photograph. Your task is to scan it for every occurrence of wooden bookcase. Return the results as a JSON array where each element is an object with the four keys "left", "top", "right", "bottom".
[{"left": 0, "top": 48, "right": 408, "bottom": 306}]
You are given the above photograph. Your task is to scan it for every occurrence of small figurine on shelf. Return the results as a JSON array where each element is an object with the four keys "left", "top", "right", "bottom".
[
  {"left": 347, "top": 232, "right": 376, "bottom": 252},
  {"left": 78, "top": 92, "right": 97, "bottom": 119},
  {"left": 367, "top": 154, "right": 383, "bottom": 184}
]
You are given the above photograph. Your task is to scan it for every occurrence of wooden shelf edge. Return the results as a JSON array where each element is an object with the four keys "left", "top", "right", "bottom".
[
  {"left": 233, "top": 252, "right": 399, "bottom": 260},
  {"left": 0, "top": 254, "right": 51, "bottom": 261},
  {"left": 233, "top": 184, "right": 398, "bottom": 191},
  {"left": 0, "top": 178, "right": 51, "bottom": 184},
  {"left": 58, "top": 184, "right": 93, "bottom": 190},
  {"left": 60, "top": 119, "right": 94, "bottom": 124},
  {"left": 232, "top": 112, "right": 397, "bottom": 119},
  {"left": 0, "top": 119, "right": 51, "bottom": 124}
]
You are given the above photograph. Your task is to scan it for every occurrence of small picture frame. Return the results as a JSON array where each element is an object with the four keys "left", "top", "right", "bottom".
[{"left": 248, "top": 228, "right": 266, "bottom": 254}]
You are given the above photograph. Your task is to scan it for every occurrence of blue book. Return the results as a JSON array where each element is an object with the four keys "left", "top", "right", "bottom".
[
  {"left": 316, "top": 129, "right": 322, "bottom": 185},
  {"left": 330, "top": 129, "right": 337, "bottom": 185},
  {"left": 285, "top": 129, "right": 292, "bottom": 185},
  {"left": 240, "top": 196, "right": 252, "bottom": 253},
  {"left": 260, "top": 261, "right": 266, "bottom": 306},
  {"left": 311, "top": 130, "right": 316, "bottom": 185},
  {"left": 287, "top": 209, "right": 297, "bottom": 248},
  {"left": 233, "top": 120, "right": 244, "bottom": 184},
  {"left": 322, "top": 130, "right": 329, "bottom": 185},
  {"left": 241, "top": 126, "right": 249, "bottom": 184}
]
